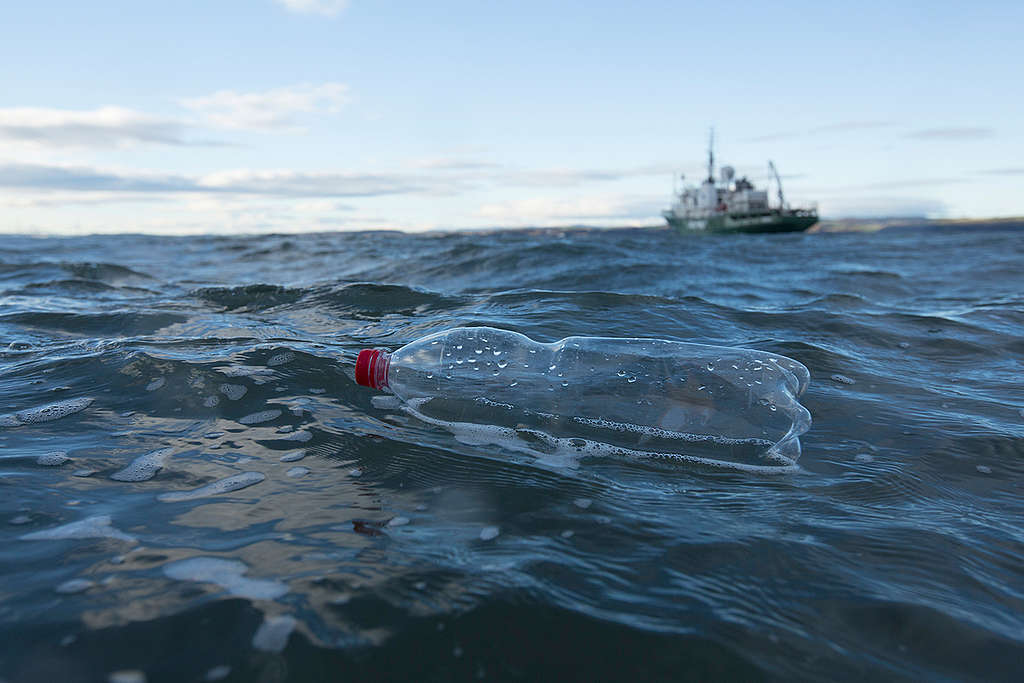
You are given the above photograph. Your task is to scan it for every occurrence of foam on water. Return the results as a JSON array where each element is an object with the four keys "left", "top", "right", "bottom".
[
  {"left": 157, "top": 471, "right": 265, "bottom": 502},
  {"left": 267, "top": 352, "right": 295, "bottom": 367},
  {"left": 162, "top": 557, "right": 287, "bottom": 600},
  {"left": 20, "top": 514, "right": 137, "bottom": 543},
  {"left": 0, "top": 397, "right": 94, "bottom": 427},
  {"left": 278, "top": 450, "right": 305, "bottom": 462},
  {"left": 285, "top": 466, "right": 310, "bottom": 477},
  {"left": 110, "top": 448, "right": 173, "bottom": 482},
  {"left": 55, "top": 578, "right": 94, "bottom": 594},
  {"left": 238, "top": 409, "right": 282, "bottom": 425},
  {"left": 219, "top": 384, "right": 247, "bottom": 400},
  {"left": 37, "top": 451, "right": 71, "bottom": 466}
]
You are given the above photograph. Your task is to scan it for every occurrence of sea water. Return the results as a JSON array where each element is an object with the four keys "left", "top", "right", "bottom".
[{"left": 1, "top": 225, "right": 1022, "bottom": 680}]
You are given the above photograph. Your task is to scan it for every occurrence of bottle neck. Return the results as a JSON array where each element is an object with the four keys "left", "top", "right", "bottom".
[{"left": 355, "top": 349, "right": 391, "bottom": 389}]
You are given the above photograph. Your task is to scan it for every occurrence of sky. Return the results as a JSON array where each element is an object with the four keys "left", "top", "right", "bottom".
[{"left": 1, "top": 0, "right": 1022, "bottom": 234}]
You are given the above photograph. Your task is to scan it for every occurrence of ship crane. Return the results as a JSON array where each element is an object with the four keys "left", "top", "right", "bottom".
[{"left": 768, "top": 160, "right": 785, "bottom": 210}]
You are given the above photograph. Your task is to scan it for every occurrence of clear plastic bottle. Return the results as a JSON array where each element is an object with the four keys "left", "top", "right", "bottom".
[{"left": 355, "top": 327, "right": 811, "bottom": 471}]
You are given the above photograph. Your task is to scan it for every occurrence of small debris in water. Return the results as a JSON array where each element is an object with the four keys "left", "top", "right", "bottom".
[
  {"left": 976, "top": 464, "right": 992, "bottom": 474},
  {"left": 348, "top": 468, "right": 363, "bottom": 477},
  {"left": 561, "top": 530, "right": 575, "bottom": 538},
  {"left": 830, "top": 374, "right": 856, "bottom": 385}
]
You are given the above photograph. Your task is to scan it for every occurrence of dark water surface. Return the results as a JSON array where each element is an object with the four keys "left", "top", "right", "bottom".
[{"left": 1, "top": 226, "right": 1022, "bottom": 681}]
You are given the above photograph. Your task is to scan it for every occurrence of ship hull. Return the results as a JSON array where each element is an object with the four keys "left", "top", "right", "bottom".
[{"left": 664, "top": 211, "right": 818, "bottom": 234}]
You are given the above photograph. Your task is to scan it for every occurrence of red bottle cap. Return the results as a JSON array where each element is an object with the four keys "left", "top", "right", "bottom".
[{"left": 355, "top": 349, "right": 389, "bottom": 389}]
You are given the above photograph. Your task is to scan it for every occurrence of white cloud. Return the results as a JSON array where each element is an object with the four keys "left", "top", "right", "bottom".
[
  {"left": 179, "top": 82, "right": 349, "bottom": 130},
  {"left": 477, "top": 195, "right": 662, "bottom": 227},
  {"left": 0, "top": 106, "right": 190, "bottom": 148},
  {"left": 275, "top": 0, "right": 349, "bottom": 18}
]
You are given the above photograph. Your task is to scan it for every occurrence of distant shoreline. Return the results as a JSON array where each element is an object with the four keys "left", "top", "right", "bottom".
[{"left": 810, "top": 216, "right": 1024, "bottom": 233}]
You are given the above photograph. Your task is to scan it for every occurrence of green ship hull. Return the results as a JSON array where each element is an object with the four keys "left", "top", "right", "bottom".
[{"left": 665, "top": 210, "right": 818, "bottom": 234}]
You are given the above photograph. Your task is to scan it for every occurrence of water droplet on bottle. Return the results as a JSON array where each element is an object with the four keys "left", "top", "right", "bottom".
[
  {"left": 467, "top": 357, "right": 476, "bottom": 363},
  {"left": 475, "top": 349, "right": 483, "bottom": 355},
  {"left": 548, "top": 365, "right": 557, "bottom": 371},
  {"left": 426, "top": 372, "right": 434, "bottom": 379},
  {"left": 616, "top": 370, "right": 626, "bottom": 377},
  {"left": 769, "top": 403, "right": 777, "bottom": 411},
  {"left": 627, "top": 376, "right": 637, "bottom": 383},
  {"left": 561, "top": 381, "right": 569, "bottom": 388},
  {"left": 497, "top": 359, "right": 508, "bottom": 368},
  {"left": 492, "top": 370, "right": 500, "bottom": 376},
  {"left": 493, "top": 350, "right": 502, "bottom": 356},
  {"left": 706, "top": 362, "right": 714, "bottom": 371},
  {"left": 509, "top": 381, "right": 518, "bottom": 387},
  {"left": 456, "top": 359, "right": 464, "bottom": 365},
  {"left": 698, "top": 384, "right": 707, "bottom": 391}
]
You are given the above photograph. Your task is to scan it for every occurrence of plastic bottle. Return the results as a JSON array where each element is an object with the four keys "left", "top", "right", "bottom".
[{"left": 355, "top": 327, "right": 811, "bottom": 471}]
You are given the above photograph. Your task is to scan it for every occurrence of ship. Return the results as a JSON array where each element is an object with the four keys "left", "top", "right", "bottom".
[{"left": 662, "top": 132, "right": 818, "bottom": 233}]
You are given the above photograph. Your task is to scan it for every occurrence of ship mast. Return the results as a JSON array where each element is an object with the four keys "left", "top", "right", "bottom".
[
  {"left": 768, "top": 160, "right": 785, "bottom": 209},
  {"left": 706, "top": 128, "right": 715, "bottom": 182}
]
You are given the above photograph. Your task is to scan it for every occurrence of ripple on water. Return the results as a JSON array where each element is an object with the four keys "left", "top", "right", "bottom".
[
  {"left": 162, "top": 557, "right": 287, "bottom": 600},
  {"left": 238, "top": 409, "right": 282, "bottom": 425}
]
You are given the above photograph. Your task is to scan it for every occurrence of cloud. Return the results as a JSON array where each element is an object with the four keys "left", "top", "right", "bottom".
[
  {"left": 0, "top": 106, "right": 194, "bottom": 148},
  {"left": 744, "top": 121, "right": 895, "bottom": 143},
  {"left": 0, "top": 162, "right": 429, "bottom": 198},
  {"left": 477, "top": 195, "right": 662, "bottom": 226},
  {"left": 275, "top": 0, "right": 349, "bottom": 17},
  {"left": 976, "top": 167, "right": 1024, "bottom": 175},
  {"left": 905, "top": 127, "right": 994, "bottom": 140},
  {"left": 180, "top": 83, "right": 349, "bottom": 130}
]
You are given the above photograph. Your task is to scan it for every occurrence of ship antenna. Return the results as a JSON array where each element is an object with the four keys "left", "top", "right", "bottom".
[
  {"left": 707, "top": 128, "right": 715, "bottom": 182},
  {"left": 768, "top": 160, "right": 785, "bottom": 209}
]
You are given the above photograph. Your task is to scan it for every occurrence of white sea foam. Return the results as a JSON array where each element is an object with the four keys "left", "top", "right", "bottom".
[
  {"left": 219, "top": 384, "right": 247, "bottom": 400},
  {"left": 163, "top": 557, "right": 287, "bottom": 600},
  {"left": 238, "top": 409, "right": 282, "bottom": 425},
  {"left": 37, "top": 451, "right": 70, "bottom": 466},
  {"left": 279, "top": 450, "right": 305, "bottom": 462},
  {"left": 285, "top": 466, "right": 310, "bottom": 478},
  {"left": 280, "top": 430, "right": 312, "bottom": 442},
  {"left": 1, "top": 397, "right": 94, "bottom": 426},
  {"left": 267, "top": 352, "right": 295, "bottom": 367},
  {"left": 20, "top": 514, "right": 137, "bottom": 543},
  {"left": 145, "top": 378, "right": 165, "bottom": 392},
  {"left": 479, "top": 526, "right": 500, "bottom": 541},
  {"left": 157, "top": 471, "right": 265, "bottom": 502},
  {"left": 110, "top": 448, "right": 173, "bottom": 482},
  {"left": 251, "top": 615, "right": 297, "bottom": 652}
]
